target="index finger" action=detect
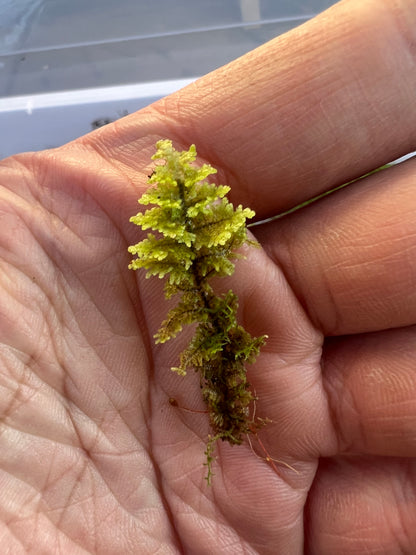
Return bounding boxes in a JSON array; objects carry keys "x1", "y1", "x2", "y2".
[{"x1": 151, "y1": 0, "x2": 416, "y2": 219}]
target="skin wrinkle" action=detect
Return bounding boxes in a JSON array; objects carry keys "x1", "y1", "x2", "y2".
[
  {"x1": 35, "y1": 516, "x2": 89, "y2": 555},
  {"x1": 4, "y1": 475, "x2": 43, "y2": 524},
  {"x1": 147, "y1": 355, "x2": 185, "y2": 549},
  {"x1": 47, "y1": 456, "x2": 91, "y2": 531},
  {"x1": 318, "y1": 266, "x2": 347, "y2": 336},
  {"x1": 398, "y1": 463, "x2": 416, "y2": 537},
  {"x1": 63, "y1": 378, "x2": 115, "y2": 457},
  {"x1": 178, "y1": 495, "x2": 252, "y2": 555},
  {"x1": 167, "y1": 410, "x2": 208, "y2": 448},
  {"x1": 0, "y1": 475, "x2": 65, "y2": 552},
  {"x1": 3, "y1": 521, "x2": 31, "y2": 553},
  {"x1": 0, "y1": 212, "x2": 56, "y2": 301},
  {"x1": 77, "y1": 127, "x2": 161, "y2": 206},
  {"x1": 258, "y1": 352, "x2": 319, "y2": 409},
  {"x1": 114, "y1": 244, "x2": 156, "y2": 443},
  {"x1": 0, "y1": 364, "x2": 76, "y2": 449},
  {"x1": 389, "y1": 0, "x2": 416, "y2": 60},
  {"x1": 379, "y1": 467, "x2": 412, "y2": 554},
  {"x1": 211, "y1": 479, "x2": 239, "y2": 545},
  {"x1": 28, "y1": 179, "x2": 94, "y2": 256},
  {"x1": 331, "y1": 365, "x2": 384, "y2": 456},
  {"x1": 0, "y1": 227, "x2": 76, "y2": 407},
  {"x1": 8, "y1": 181, "x2": 152, "y2": 446},
  {"x1": 55, "y1": 277, "x2": 142, "y2": 407},
  {"x1": 40, "y1": 437, "x2": 159, "y2": 553},
  {"x1": 38, "y1": 390, "x2": 157, "y2": 542},
  {"x1": 263, "y1": 228, "x2": 342, "y2": 335},
  {"x1": 344, "y1": 389, "x2": 369, "y2": 455},
  {"x1": 321, "y1": 354, "x2": 356, "y2": 455},
  {"x1": 164, "y1": 440, "x2": 271, "y2": 552},
  {"x1": 62, "y1": 311, "x2": 131, "y2": 403},
  {"x1": 86, "y1": 382, "x2": 142, "y2": 447},
  {"x1": 220, "y1": 500, "x2": 269, "y2": 554},
  {"x1": 23, "y1": 512, "x2": 43, "y2": 554},
  {"x1": 0, "y1": 371, "x2": 38, "y2": 439},
  {"x1": 211, "y1": 451, "x2": 303, "y2": 549},
  {"x1": 0, "y1": 276, "x2": 59, "y2": 368},
  {"x1": 57, "y1": 314, "x2": 148, "y2": 446},
  {"x1": 349, "y1": 236, "x2": 416, "y2": 264},
  {"x1": 0, "y1": 158, "x2": 39, "y2": 214},
  {"x1": 327, "y1": 248, "x2": 415, "y2": 277},
  {"x1": 28, "y1": 151, "x2": 128, "y2": 259},
  {"x1": 154, "y1": 457, "x2": 196, "y2": 551},
  {"x1": 42, "y1": 452, "x2": 85, "y2": 511}
]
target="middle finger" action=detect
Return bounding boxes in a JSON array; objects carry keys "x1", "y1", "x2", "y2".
[
  {"x1": 322, "y1": 325, "x2": 416, "y2": 457},
  {"x1": 254, "y1": 158, "x2": 416, "y2": 336}
]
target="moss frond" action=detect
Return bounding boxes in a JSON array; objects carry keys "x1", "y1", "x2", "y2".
[{"x1": 128, "y1": 139, "x2": 267, "y2": 482}]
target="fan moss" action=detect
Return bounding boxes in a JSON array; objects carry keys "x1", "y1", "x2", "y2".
[{"x1": 128, "y1": 139, "x2": 267, "y2": 483}]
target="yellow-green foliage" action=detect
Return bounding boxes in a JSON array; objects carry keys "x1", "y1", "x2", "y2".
[{"x1": 128, "y1": 139, "x2": 267, "y2": 483}]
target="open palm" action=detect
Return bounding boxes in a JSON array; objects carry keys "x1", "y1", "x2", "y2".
[{"x1": 1, "y1": 1, "x2": 416, "y2": 553}]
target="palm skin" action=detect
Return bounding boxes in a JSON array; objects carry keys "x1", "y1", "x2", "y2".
[{"x1": 1, "y1": 0, "x2": 416, "y2": 553}]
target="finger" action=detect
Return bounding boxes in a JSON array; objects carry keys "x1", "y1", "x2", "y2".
[
  {"x1": 255, "y1": 159, "x2": 416, "y2": 335},
  {"x1": 322, "y1": 326, "x2": 416, "y2": 457},
  {"x1": 150, "y1": 0, "x2": 416, "y2": 218},
  {"x1": 306, "y1": 457, "x2": 416, "y2": 554},
  {"x1": 77, "y1": 0, "x2": 416, "y2": 221}
]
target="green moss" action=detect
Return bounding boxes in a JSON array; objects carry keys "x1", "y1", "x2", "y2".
[{"x1": 128, "y1": 139, "x2": 267, "y2": 483}]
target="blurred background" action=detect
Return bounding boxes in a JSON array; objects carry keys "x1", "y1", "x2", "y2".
[{"x1": 0, "y1": 0, "x2": 336, "y2": 158}]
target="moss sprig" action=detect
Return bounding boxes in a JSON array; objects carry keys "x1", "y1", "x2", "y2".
[{"x1": 128, "y1": 139, "x2": 267, "y2": 483}]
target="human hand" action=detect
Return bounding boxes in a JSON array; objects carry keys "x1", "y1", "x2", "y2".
[{"x1": 1, "y1": 0, "x2": 416, "y2": 553}]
